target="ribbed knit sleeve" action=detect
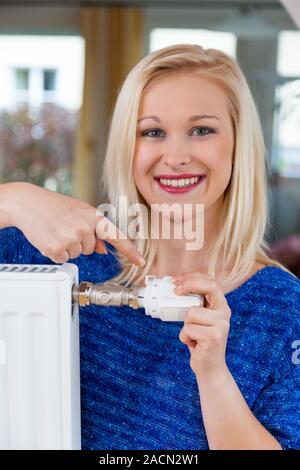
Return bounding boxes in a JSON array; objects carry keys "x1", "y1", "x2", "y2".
[
  {"x1": 250, "y1": 282, "x2": 300, "y2": 450},
  {"x1": 252, "y1": 366, "x2": 300, "y2": 449},
  {"x1": 0, "y1": 226, "x2": 44, "y2": 265},
  {"x1": 0, "y1": 227, "x2": 27, "y2": 264},
  {"x1": 0, "y1": 227, "x2": 13, "y2": 263}
]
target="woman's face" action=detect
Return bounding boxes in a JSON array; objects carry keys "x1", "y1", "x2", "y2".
[{"x1": 133, "y1": 72, "x2": 234, "y2": 219}]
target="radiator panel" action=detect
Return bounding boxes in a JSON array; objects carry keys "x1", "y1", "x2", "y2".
[{"x1": 0, "y1": 263, "x2": 81, "y2": 450}]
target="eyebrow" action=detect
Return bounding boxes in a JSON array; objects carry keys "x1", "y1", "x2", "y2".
[{"x1": 137, "y1": 114, "x2": 220, "y2": 123}]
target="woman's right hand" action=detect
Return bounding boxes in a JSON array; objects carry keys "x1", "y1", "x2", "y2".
[{"x1": 2, "y1": 181, "x2": 145, "y2": 266}]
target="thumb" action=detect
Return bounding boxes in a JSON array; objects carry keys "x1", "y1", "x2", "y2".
[{"x1": 94, "y1": 238, "x2": 108, "y2": 254}]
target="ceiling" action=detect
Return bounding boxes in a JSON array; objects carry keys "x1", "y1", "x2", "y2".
[{"x1": 0, "y1": 0, "x2": 284, "y2": 9}]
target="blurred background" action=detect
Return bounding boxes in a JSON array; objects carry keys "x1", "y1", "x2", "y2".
[{"x1": 0, "y1": 0, "x2": 299, "y2": 276}]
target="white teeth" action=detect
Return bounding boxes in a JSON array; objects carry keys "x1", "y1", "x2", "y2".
[{"x1": 158, "y1": 176, "x2": 200, "y2": 188}]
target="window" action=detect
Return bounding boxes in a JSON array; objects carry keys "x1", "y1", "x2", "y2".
[
  {"x1": 274, "y1": 31, "x2": 300, "y2": 178},
  {"x1": 43, "y1": 69, "x2": 56, "y2": 92},
  {"x1": 149, "y1": 28, "x2": 237, "y2": 57},
  {"x1": 0, "y1": 35, "x2": 84, "y2": 110},
  {"x1": 16, "y1": 68, "x2": 29, "y2": 90},
  {"x1": 0, "y1": 35, "x2": 85, "y2": 195},
  {"x1": 43, "y1": 69, "x2": 57, "y2": 103}
]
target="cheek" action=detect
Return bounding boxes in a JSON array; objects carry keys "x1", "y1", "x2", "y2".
[
  {"x1": 133, "y1": 142, "x2": 156, "y2": 178},
  {"x1": 195, "y1": 139, "x2": 233, "y2": 195},
  {"x1": 133, "y1": 145, "x2": 155, "y2": 199},
  {"x1": 133, "y1": 158, "x2": 147, "y2": 196},
  {"x1": 202, "y1": 138, "x2": 233, "y2": 175}
]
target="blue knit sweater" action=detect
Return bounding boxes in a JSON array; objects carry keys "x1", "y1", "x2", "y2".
[{"x1": 0, "y1": 226, "x2": 300, "y2": 450}]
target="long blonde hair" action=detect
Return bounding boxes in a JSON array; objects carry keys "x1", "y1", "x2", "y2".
[{"x1": 101, "y1": 44, "x2": 292, "y2": 288}]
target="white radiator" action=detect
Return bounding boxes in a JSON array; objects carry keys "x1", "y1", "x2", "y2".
[{"x1": 0, "y1": 263, "x2": 81, "y2": 450}]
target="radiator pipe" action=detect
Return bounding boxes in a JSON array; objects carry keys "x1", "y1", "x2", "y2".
[
  {"x1": 72, "y1": 276, "x2": 204, "y2": 322},
  {"x1": 72, "y1": 281, "x2": 142, "y2": 309}
]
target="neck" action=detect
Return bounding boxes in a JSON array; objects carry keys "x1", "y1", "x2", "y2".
[{"x1": 149, "y1": 199, "x2": 223, "y2": 277}]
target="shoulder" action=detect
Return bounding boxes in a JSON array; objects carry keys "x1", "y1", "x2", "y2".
[
  {"x1": 259, "y1": 266, "x2": 300, "y2": 327},
  {"x1": 253, "y1": 265, "x2": 300, "y2": 304},
  {"x1": 227, "y1": 265, "x2": 300, "y2": 331},
  {"x1": 230, "y1": 264, "x2": 300, "y2": 303}
]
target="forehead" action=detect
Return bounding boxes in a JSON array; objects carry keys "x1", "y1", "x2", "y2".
[{"x1": 139, "y1": 72, "x2": 229, "y2": 118}]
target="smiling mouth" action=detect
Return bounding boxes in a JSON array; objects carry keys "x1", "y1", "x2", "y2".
[{"x1": 154, "y1": 175, "x2": 206, "y2": 193}]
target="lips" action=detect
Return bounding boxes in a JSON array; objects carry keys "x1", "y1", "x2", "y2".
[
  {"x1": 154, "y1": 173, "x2": 204, "y2": 180},
  {"x1": 154, "y1": 175, "x2": 206, "y2": 194}
]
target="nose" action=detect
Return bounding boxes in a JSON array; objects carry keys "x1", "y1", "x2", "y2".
[{"x1": 161, "y1": 141, "x2": 192, "y2": 169}]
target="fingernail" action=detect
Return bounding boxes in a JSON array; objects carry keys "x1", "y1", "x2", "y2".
[{"x1": 138, "y1": 257, "x2": 146, "y2": 267}]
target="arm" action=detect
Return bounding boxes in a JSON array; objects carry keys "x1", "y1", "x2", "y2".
[
  {"x1": 0, "y1": 181, "x2": 145, "y2": 265},
  {"x1": 196, "y1": 366, "x2": 282, "y2": 450},
  {"x1": 0, "y1": 182, "x2": 19, "y2": 228},
  {"x1": 173, "y1": 272, "x2": 286, "y2": 450}
]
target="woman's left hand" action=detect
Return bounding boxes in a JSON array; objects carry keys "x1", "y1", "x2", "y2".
[{"x1": 173, "y1": 272, "x2": 232, "y2": 378}]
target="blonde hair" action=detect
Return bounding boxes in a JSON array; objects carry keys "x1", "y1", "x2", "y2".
[{"x1": 101, "y1": 43, "x2": 293, "y2": 289}]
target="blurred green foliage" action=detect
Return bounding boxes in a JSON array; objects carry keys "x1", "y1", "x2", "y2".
[{"x1": 0, "y1": 104, "x2": 78, "y2": 195}]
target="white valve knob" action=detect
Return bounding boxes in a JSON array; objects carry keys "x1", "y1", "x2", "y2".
[{"x1": 136, "y1": 275, "x2": 204, "y2": 321}]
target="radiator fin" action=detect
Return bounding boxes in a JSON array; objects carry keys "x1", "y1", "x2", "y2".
[
  {"x1": 0, "y1": 265, "x2": 58, "y2": 274},
  {"x1": 0, "y1": 263, "x2": 80, "y2": 450}
]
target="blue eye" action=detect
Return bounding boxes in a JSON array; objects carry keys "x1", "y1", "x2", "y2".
[
  {"x1": 192, "y1": 127, "x2": 215, "y2": 136},
  {"x1": 142, "y1": 129, "x2": 164, "y2": 138},
  {"x1": 141, "y1": 127, "x2": 216, "y2": 138}
]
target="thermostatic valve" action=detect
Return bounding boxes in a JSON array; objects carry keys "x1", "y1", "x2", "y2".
[
  {"x1": 72, "y1": 275, "x2": 204, "y2": 322},
  {"x1": 137, "y1": 275, "x2": 203, "y2": 321},
  {"x1": 72, "y1": 281, "x2": 140, "y2": 309}
]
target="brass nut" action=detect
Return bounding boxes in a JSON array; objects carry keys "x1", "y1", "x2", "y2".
[{"x1": 78, "y1": 282, "x2": 93, "y2": 307}]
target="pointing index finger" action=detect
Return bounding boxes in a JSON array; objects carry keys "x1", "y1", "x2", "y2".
[{"x1": 95, "y1": 210, "x2": 145, "y2": 267}]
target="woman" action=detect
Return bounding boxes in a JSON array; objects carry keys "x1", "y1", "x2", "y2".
[{"x1": 0, "y1": 44, "x2": 299, "y2": 450}]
